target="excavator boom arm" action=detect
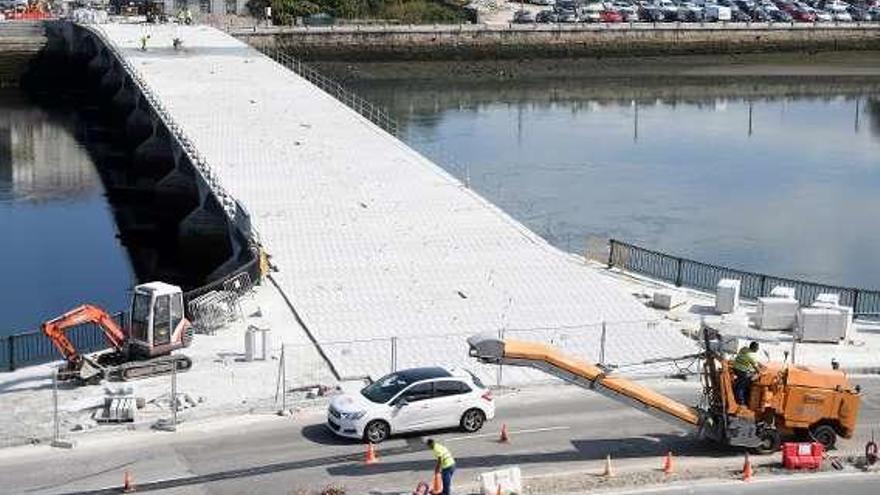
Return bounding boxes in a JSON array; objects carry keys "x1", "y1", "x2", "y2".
[
  {"x1": 467, "y1": 335, "x2": 703, "y2": 430},
  {"x1": 41, "y1": 304, "x2": 127, "y2": 364}
]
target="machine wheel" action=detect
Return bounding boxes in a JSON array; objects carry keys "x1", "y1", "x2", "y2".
[
  {"x1": 460, "y1": 408, "x2": 486, "y2": 433},
  {"x1": 810, "y1": 424, "x2": 837, "y2": 450},
  {"x1": 754, "y1": 429, "x2": 782, "y2": 454},
  {"x1": 363, "y1": 420, "x2": 390, "y2": 444}
]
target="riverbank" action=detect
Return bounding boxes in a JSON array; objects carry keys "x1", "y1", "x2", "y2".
[
  {"x1": 314, "y1": 50, "x2": 880, "y2": 84},
  {"x1": 0, "y1": 21, "x2": 46, "y2": 88},
  {"x1": 236, "y1": 23, "x2": 880, "y2": 61}
]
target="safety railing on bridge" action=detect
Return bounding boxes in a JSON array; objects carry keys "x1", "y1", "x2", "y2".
[
  {"x1": 261, "y1": 48, "x2": 399, "y2": 137},
  {"x1": 0, "y1": 312, "x2": 124, "y2": 371},
  {"x1": 608, "y1": 239, "x2": 880, "y2": 317}
]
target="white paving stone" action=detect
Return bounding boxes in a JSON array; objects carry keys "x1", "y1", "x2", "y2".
[{"x1": 92, "y1": 24, "x2": 698, "y2": 381}]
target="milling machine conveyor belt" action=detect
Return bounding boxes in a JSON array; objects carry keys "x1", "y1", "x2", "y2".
[{"x1": 467, "y1": 335, "x2": 702, "y2": 429}]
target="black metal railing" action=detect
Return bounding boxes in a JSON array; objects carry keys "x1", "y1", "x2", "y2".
[
  {"x1": 608, "y1": 239, "x2": 880, "y2": 316},
  {"x1": 0, "y1": 312, "x2": 124, "y2": 372}
]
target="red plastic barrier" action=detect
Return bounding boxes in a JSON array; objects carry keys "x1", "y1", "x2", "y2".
[
  {"x1": 782, "y1": 442, "x2": 824, "y2": 470},
  {"x1": 5, "y1": 12, "x2": 54, "y2": 20}
]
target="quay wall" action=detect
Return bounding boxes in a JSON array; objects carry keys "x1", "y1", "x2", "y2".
[
  {"x1": 235, "y1": 23, "x2": 880, "y2": 61},
  {"x1": 0, "y1": 22, "x2": 47, "y2": 87}
]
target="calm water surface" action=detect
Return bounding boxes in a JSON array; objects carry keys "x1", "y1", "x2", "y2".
[
  {"x1": 356, "y1": 82, "x2": 880, "y2": 289},
  {"x1": 0, "y1": 90, "x2": 132, "y2": 335}
]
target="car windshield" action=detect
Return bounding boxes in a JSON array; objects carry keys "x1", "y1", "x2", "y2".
[{"x1": 361, "y1": 372, "x2": 413, "y2": 404}]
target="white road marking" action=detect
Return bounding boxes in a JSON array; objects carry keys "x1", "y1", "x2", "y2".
[{"x1": 442, "y1": 425, "x2": 571, "y2": 443}]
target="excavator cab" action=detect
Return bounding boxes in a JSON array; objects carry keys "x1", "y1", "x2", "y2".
[
  {"x1": 42, "y1": 281, "x2": 193, "y2": 384},
  {"x1": 128, "y1": 282, "x2": 190, "y2": 359}
]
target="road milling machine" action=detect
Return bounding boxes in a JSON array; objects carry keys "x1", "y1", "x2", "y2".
[
  {"x1": 42, "y1": 282, "x2": 193, "y2": 385},
  {"x1": 468, "y1": 328, "x2": 861, "y2": 452}
]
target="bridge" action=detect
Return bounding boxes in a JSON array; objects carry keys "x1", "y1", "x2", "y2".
[{"x1": 47, "y1": 21, "x2": 696, "y2": 381}]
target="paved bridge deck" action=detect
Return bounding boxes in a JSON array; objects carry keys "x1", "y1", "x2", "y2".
[{"x1": 93, "y1": 24, "x2": 696, "y2": 380}]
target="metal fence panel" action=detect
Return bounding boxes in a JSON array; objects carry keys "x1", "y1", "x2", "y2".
[
  {"x1": 0, "y1": 313, "x2": 122, "y2": 371},
  {"x1": 610, "y1": 239, "x2": 880, "y2": 316}
]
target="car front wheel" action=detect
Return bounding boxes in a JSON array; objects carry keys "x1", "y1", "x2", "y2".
[
  {"x1": 460, "y1": 408, "x2": 486, "y2": 433},
  {"x1": 364, "y1": 420, "x2": 390, "y2": 444}
]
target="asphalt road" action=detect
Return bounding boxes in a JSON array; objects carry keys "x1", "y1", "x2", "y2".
[
  {"x1": 622, "y1": 472, "x2": 880, "y2": 495},
  {"x1": 1, "y1": 377, "x2": 878, "y2": 495}
]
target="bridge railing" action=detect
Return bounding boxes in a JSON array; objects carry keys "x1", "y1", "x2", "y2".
[
  {"x1": 262, "y1": 48, "x2": 399, "y2": 137},
  {"x1": 608, "y1": 239, "x2": 880, "y2": 317}
]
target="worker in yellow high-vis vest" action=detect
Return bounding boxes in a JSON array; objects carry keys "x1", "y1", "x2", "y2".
[{"x1": 426, "y1": 438, "x2": 455, "y2": 495}]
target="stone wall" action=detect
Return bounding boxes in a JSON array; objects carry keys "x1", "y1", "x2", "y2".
[
  {"x1": 235, "y1": 23, "x2": 880, "y2": 61},
  {"x1": 0, "y1": 22, "x2": 47, "y2": 87}
]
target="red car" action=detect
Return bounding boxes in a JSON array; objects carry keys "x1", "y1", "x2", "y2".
[
  {"x1": 792, "y1": 8, "x2": 816, "y2": 21},
  {"x1": 600, "y1": 9, "x2": 624, "y2": 21}
]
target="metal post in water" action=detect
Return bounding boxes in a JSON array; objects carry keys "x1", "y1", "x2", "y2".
[
  {"x1": 748, "y1": 102, "x2": 753, "y2": 137},
  {"x1": 600, "y1": 321, "x2": 607, "y2": 364}
]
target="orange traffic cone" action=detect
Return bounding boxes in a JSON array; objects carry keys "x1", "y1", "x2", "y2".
[
  {"x1": 603, "y1": 454, "x2": 615, "y2": 477},
  {"x1": 499, "y1": 423, "x2": 510, "y2": 443},
  {"x1": 742, "y1": 452, "x2": 754, "y2": 481},
  {"x1": 430, "y1": 471, "x2": 443, "y2": 495},
  {"x1": 662, "y1": 451, "x2": 674, "y2": 475},
  {"x1": 364, "y1": 443, "x2": 379, "y2": 464},
  {"x1": 122, "y1": 470, "x2": 135, "y2": 493}
]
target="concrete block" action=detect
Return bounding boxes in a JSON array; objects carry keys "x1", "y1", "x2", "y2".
[
  {"x1": 480, "y1": 466, "x2": 522, "y2": 495},
  {"x1": 770, "y1": 286, "x2": 796, "y2": 299},
  {"x1": 715, "y1": 279, "x2": 741, "y2": 314},
  {"x1": 652, "y1": 291, "x2": 677, "y2": 310},
  {"x1": 758, "y1": 297, "x2": 799, "y2": 331},
  {"x1": 797, "y1": 307, "x2": 847, "y2": 343},
  {"x1": 814, "y1": 293, "x2": 840, "y2": 306}
]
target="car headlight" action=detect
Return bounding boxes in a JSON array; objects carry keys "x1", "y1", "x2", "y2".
[{"x1": 341, "y1": 411, "x2": 366, "y2": 420}]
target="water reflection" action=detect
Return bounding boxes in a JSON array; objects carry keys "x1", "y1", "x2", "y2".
[
  {"x1": 0, "y1": 91, "x2": 132, "y2": 335},
  {"x1": 356, "y1": 80, "x2": 880, "y2": 288},
  {"x1": 0, "y1": 100, "x2": 99, "y2": 203}
]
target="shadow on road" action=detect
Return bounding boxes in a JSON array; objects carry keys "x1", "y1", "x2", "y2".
[{"x1": 51, "y1": 433, "x2": 738, "y2": 494}]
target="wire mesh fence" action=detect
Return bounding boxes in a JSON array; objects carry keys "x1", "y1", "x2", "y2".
[
  {"x1": 261, "y1": 48, "x2": 399, "y2": 137},
  {"x1": 275, "y1": 318, "x2": 691, "y2": 406}
]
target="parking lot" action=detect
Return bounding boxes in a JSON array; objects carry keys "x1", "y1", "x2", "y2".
[{"x1": 506, "y1": 0, "x2": 880, "y2": 24}]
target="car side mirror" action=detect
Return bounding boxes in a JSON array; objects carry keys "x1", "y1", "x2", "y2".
[{"x1": 396, "y1": 397, "x2": 409, "y2": 408}]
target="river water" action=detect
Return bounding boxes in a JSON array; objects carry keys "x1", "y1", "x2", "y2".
[
  {"x1": 0, "y1": 90, "x2": 132, "y2": 336},
  {"x1": 351, "y1": 76, "x2": 880, "y2": 290},
  {"x1": 3, "y1": 63, "x2": 880, "y2": 336}
]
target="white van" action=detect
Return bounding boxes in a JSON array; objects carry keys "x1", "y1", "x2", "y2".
[{"x1": 705, "y1": 5, "x2": 732, "y2": 20}]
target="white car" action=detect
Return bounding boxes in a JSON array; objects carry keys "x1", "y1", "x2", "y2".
[{"x1": 327, "y1": 367, "x2": 496, "y2": 443}]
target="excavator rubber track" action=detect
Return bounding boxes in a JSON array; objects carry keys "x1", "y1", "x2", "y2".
[{"x1": 110, "y1": 354, "x2": 193, "y2": 381}]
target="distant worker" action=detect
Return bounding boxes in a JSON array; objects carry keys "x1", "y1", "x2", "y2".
[
  {"x1": 732, "y1": 341, "x2": 763, "y2": 405},
  {"x1": 426, "y1": 438, "x2": 455, "y2": 495}
]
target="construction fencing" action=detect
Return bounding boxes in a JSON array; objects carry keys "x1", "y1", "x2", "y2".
[{"x1": 276, "y1": 318, "x2": 698, "y2": 407}]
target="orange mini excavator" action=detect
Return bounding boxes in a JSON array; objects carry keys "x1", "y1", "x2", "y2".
[
  {"x1": 468, "y1": 326, "x2": 861, "y2": 452},
  {"x1": 42, "y1": 282, "x2": 193, "y2": 385}
]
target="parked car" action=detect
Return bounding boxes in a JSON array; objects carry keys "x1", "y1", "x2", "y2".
[
  {"x1": 536, "y1": 9, "x2": 560, "y2": 21},
  {"x1": 705, "y1": 5, "x2": 733, "y2": 20},
  {"x1": 731, "y1": 8, "x2": 752, "y2": 19},
  {"x1": 814, "y1": 8, "x2": 833, "y2": 20},
  {"x1": 639, "y1": 4, "x2": 667, "y2": 20},
  {"x1": 532, "y1": 0, "x2": 556, "y2": 5},
  {"x1": 792, "y1": 7, "x2": 817, "y2": 20},
  {"x1": 770, "y1": 8, "x2": 793, "y2": 20},
  {"x1": 326, "y1": 367, "x2": 495, "y2": 443},
  {"x1": 751, "y1": 6, "x2": 772, "y2": 19},
  {"x1": 847, "y1": 6, "x2": 870, "y2": 20},
  {"x1": 513, "y1": 9, "x2": 536, "y2": 22},
  {"x1": 613, "y1": 1, "x2": 640, "y2": 20},
  {"x1": 870, "y1": 7, "x2": 880, "y2": 20},
  {"x1": 827, "y1": 7, "x2": 852, "y2": 20},
  {"x1": 600, "y1": 7, "x2": 625, "y2": 21},
  {"x1": 581, "y1": 2, "x2": 604, "y2": 21}
]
